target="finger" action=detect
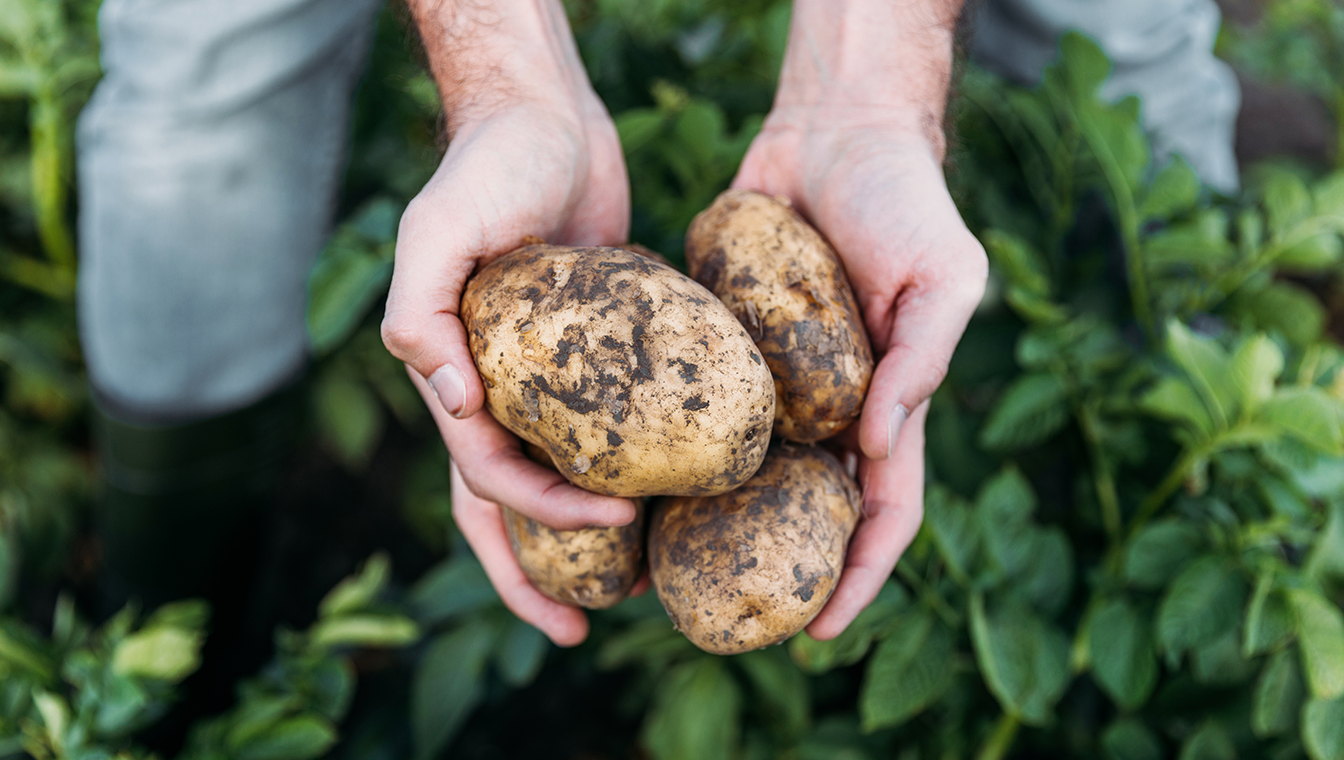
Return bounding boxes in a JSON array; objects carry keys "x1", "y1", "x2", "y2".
[
  {"x1": 857, "y1": 227, "x2": 985, "y2": 461},
  {"x1": 451, "y1": 463, "x2": 589, "y2": 646},
  {"x1": 628, "y1": 572, "x2": 652, "y2": 598},
  {"x1": 807, "y1": 401, "x2": 928, "y2": 640},
  {"x1": 410, "y1": 367, "x2": 635, "y2": 530},
  {"x1": 381, "y1": 183, "x2": 496, "y2": 420}
]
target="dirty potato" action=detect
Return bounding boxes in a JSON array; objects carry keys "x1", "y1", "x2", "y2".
[
  {"x1": 685, "y1": 190, "x2": 874, "y2": 443},
  {"x1": 649, "y1": 444, "x2": 862, "y2": 654},
  {"x1": 501, "y1": 442, "x2": 644, "y2": 609},
  {"x1": 461, "y1": 244, "x2": 775, "y2": 497}
]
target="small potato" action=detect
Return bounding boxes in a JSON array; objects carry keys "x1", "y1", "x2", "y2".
[
  {"x1": 649, "y1": 444, "x2": 861, "y2": 655},
  {"x1": 686, "y1": 190, "x2": 874, "y2": 443},
  {"x1": 502, "y1": 443, "x2": 644, "y2": 609},
  {"x1": 461, "y1": 244, "x2": 775, "y2": 497}
]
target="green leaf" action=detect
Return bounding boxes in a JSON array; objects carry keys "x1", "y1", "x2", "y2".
[
  {"x1": 1235, "y1": 280, "x2": 1326, "y2": 348},
  {"x1": 983, "y1": 230, "x2": 1051, "y2": 296},
  {"x1": 1089, "y1": 598, "x2": 1158, "y2": 710},
  {"x1": 308, "y1": 658, "x2": 355, "y2": 721},
  {"x1": 350, "y1": 197, "x2": 401, "y2": 243},
  {"x1": 969, "y1": 593, "x2": 1071, "y2": 725},
  {"x1": 1307, "y1": 501, "x2": 1344, "y2": 584},
  {"x1": 1191, "y1": 628, "x2": 1255, "y2": 685},
  {"x1": 978, "y1": 373, "x2": 1070, "y2": 451},
  {"x1": 1258, "y1": 387, "x2": 1344, "y2": 455},
  {"x1": 642, "y1": 657, "x2": 741, "y2": 760},
  {"x1": 1229, "y1": 334, "x2": 1285, "y2": 418},
  {"x1": 1141, "y1": 157, "x2": 1201, "y2": 220},
  {"x1": 1303, "y1": 696, "x2": 1344, "y2": 760},
  {"x1": 409, "y1": 555, "x2": 499, "y2": 625},
  {"x1": 309, "y1": 614, "x2": 419, "y2": 650},
  {"x1": 1167, "y1": 321, "x2": 1236, "y2": 429},
  {"x1": 1139, "y1": 376, "x2": 1215, "y2": 437},
  {"x1": 1253, "y1": 648, "x2": 1305, "y2": 738},
  {"x1": 0, "y1": 58, "x2": 39, "y2": 97},
  {"x1": 858, "y1": 609, "x2": 954, "y2": 731},
  {"x1": 673, "y1": 100, "x2": 727, "y2": 167},
  {"x1": 313, "y1": 371, "x2": 384, "y2": 470},
  {"x1": 1016, "y1": 527, "x2": 1075, "y2": 615},
  {"x1": 1245, "y1": 573, "x2": 1296, "y2": 657},
  {"x1": 412, "y1": 621, "x2": 496, "y2": 760},
  {"x1": 1178, "y1": 722, "x2": 1236, "y2": 760},
  {"x1": 736, "y1": 647, "x2": 809, "y2": 737},
  {"x1": 1277, "y1": 232, "x2": 1343, "y2": 271},
  {"x1": 1156, "y1": 556, "x2": 1247, "y2": 662},
  {"x1": 1290, "y1": 589, "x2": 1344, "y2": 700},
  {"x1": 1264, "y1": 170, "x2": 1313, "y2": 234},
  {"x1": 1102, "y1": 718, "x2": 1163, "y2": 760},
  {"x1": 923, "y1": 485, "x2": 980, "y2": 585},
  {"x1": 975, "y1": 466, "x2": 1039, "y2": 580},
  {"x1": 306, "y1": 231, "x2": 393, "y2": 356},
  {"x1": 319, "y1": 553, "x2": 391, "y2": 618},
  {"x1": 112, "y1": 627, "x2": 204, "y2": 683},
  {"x1": 1124, "y1": 519, "x2": 1203, "y2": 590},
  {"x1": 790, "y1": 583, "x2": 906, "y2": 674},
  {"x1": 1058, "y1": 32, "x2": 1112, "y2": 99},
  {"x1": 1144, "y1": 209, "x2": 1235, "y2": 270},
  {"x1": 616, "y1": 108, "x2": 665, "y2": 153},
  {"x1": 495, "y1": 618, "x2": 548, "y2": 688},
  {"x1": 93, "y1": 674, "x2": 149, "y2": 735},
  {"x1": 235, "y1": 714, "x2": 338, "y2": 760}
]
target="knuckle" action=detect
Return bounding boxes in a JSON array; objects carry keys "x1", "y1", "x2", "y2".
[{"x1": 379, "y1": 312, "x2": 425, "y2": 361}]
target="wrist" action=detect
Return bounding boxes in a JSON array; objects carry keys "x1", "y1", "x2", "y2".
[
  {"x1": 408, "y1": 0, "x2": 605, "y2": 136},
  {"x1": 772, "y1": 0, "x2": 962, "y2": 157}
]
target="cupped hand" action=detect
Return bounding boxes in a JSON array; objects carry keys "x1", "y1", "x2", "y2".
[
  {"x1": 383, "y1": 99, "x2": 636, "y2": 646},
  {"x1": 733, "y1": 114, "x2": 987, "y2": 640}
]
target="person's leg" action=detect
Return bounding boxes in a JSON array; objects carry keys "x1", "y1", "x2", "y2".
[
  {"x1": 78, "y1": 0, "x2": 383, "y2": 607},
  {"x1": 970, "y1": 0, "x2": 1241, "y2": 194}
]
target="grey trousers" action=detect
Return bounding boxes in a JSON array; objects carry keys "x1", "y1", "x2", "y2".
[
  {"x1": 77, "y1": 0, "x2": 382, "y2": 422},
  {"x1": 76, "y1": 0, "x2": 1239, "y2": 422}
]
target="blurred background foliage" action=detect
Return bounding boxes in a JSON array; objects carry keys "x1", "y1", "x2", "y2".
[{"x1": 2, "y1": 1, "x2": 1344, "y2": 759}]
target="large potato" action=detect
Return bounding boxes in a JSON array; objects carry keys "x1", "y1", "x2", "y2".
[
  {"x1": 461, "y1": 244, "x2": 775, "y2": 497},
  {"x1": 502, "y1": 443, "x2": 644, "y2": 609},
  {"x1": 685, "y1": 190, "x2": 874, "y2": 443},
  {"x1": 649, "y1": 444, "x2": 861, "y2": 654}
]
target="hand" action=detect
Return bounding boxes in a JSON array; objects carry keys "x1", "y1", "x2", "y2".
[
  {"x1": 733, "y1": 0, "x2": 986, "y2": 640},
  {"x1": 384, "y1": 0, "x2": 636, "y2": 646}
]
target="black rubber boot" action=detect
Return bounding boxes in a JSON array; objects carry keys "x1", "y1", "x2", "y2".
[
  {"x1": 92, "y1": 381, "x2": 303, "y2": 751},
  {"x1": 93, "y1": 382, "x2": 301, "y2": 614}
]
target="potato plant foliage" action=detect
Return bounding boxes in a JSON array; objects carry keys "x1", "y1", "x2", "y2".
[{"x1": 1, "y1": 1, "x2": 1343, "y2": 760}]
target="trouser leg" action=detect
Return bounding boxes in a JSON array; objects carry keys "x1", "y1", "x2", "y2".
[
  {"x1": 77, "y1": 0, "x2": 383, "y2": 609},
  {"x1": 970, "y1": 0, "x2": 1241, "y2": 193}
]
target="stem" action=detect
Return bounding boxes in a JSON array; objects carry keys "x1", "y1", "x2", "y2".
[
  {"x1": 976, "y1": 712, "x2": 1021, "y2": 760},
  {"x1": 1076, "y1": 109, "x2": 1152, "y2": 337},
  {"x1": 1078, "y1": 405, "x2": 1122, "y2": 542},
  {"x1": 896, "y1": 562, "x2": 962, "y2": 628},
  {"x1": 31, "y1": 82, "x2": 76, "y2": 274},
  {"x1": 1128, "y1": 443, "x2": 1211, "y2": 539}
]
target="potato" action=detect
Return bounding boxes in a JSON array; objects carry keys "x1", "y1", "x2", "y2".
[
  {"x1": 685, "y1": 190, "x2": 874, "y2": 443},
  {"x1": 461, "y1": 244, "x2": 775, "y2": 497},
  {"x1": 649, "y1": 444, "x2": 861, "y2": 654},
  {"x1": 502, "y1": 442, "x2": 644, "y2": 609}
]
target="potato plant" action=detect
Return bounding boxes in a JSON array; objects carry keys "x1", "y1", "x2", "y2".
[{"x1": 1, "y1": 2, "x2": 1343, "y2": 760}]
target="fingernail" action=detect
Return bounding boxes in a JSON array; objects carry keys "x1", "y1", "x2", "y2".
[
  {"x1": 428, "y1": 364, "x2": 467, "y2": 418},
  {"x1": 887, "y1": 403, "x2": 909, "y2": 459},
  {"x1": 842, "y1": 451, "x2": 859, "y2": 479}
]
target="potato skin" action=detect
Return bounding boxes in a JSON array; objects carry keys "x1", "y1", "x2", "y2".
[
  {"x1": 461, "y1": 244, "x2": 775, "y2": 497},
  {"x1": 503, "y1": 504, "x2": 644, "y2": 609},
  {"x1": 685, "y1": 190, "x2": 874, "y2": 443},
  {"x1": 649, "y1": 445, "x2": 862, "y2": 654},
  {"x1": 502, "y1": 441, "x2": 644, "y2": 609}
]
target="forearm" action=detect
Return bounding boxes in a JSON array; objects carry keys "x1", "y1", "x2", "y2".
[
  {"x1": 776, "y1": 0, "x2": 964, "y2": 155},
  {"x1": 406, "y1": 0, "x2": 602, "y2": 135}
]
